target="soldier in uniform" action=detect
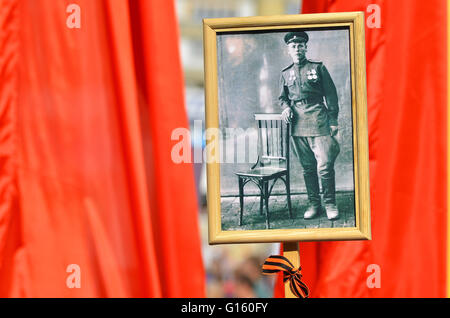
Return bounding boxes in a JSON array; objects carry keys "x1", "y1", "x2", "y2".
[{"x1": 279, "y1": 31, "x2": 340, "y2": 220}]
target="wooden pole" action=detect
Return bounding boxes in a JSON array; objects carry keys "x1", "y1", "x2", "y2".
[{"x1": 283, "y1": 241, "x2": 300, "y2": 298}]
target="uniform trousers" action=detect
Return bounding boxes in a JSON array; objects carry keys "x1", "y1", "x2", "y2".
[{"x1": 291, "y1": 135, "x2": 340, "y2": 207}]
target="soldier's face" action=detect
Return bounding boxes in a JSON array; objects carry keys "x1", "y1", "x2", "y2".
[{"x1": 287, "y1": 42, "x2": 307, "y2": 63}]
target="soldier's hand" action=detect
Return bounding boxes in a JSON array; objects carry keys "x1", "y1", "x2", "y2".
[
  {"x1": 330, "y1": 126, "x2": 338, "y2": 137},
  {"x1": 281, "y1": 108, "x2": 293, "y2": 124}
]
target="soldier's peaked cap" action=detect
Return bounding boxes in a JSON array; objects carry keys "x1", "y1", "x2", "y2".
[{"x1": 284, "y1": 31, "x2": 309, "y2": 44}]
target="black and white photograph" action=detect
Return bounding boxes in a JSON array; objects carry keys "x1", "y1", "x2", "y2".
[
  {"x1": 204, "y1": 13, "x2": 370, "y2": 243},
  {"x1": 217, "y1": 27, "x2": 354, "y2": 231}
]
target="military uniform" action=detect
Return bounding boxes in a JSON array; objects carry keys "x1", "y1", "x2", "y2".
[
  {"x1": 279, "y1": 31, "x2": 340, "y2": 219},
  {"x1": 279, "y1": 60, "x2": 339, "y2": 136}
]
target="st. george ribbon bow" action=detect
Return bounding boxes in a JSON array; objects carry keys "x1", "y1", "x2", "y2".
[{"x1": 262, "y1": 255, "x2": 310, "y2": 298}]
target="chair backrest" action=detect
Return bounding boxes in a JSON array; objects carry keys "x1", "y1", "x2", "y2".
[{"x1": 254, "y1": 113, "x2": 290, "y2": 168}]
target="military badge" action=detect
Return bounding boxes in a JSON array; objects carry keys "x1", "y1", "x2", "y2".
[
  {"x1": 288, "y1": 69, "x2": 296, "y2": 81},
  {"x1": 306, "y1": 69, "x2": 318, "y2": 81}
]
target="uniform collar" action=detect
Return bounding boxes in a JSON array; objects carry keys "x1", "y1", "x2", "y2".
[{"x1": 294, "y1": 57, "x2": 307, "y2": 67}]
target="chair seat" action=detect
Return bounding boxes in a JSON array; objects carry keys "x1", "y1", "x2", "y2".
[{"x1": 236, "y1": 166, "x2": 287, "y2": 178}]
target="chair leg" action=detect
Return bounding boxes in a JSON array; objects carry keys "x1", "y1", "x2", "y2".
[
  {"x1": 259, "y1": 189, "x2": 263, "y2": 215},
  {"x1": 264, "y1": 181, "x2": 270, "y2": 229},
  {"x1": 238, "y1": 177, "x2": 244, "y2": 226},
  {"x1": 286, "y1": 175, "x2": 293, "y2": 219}
]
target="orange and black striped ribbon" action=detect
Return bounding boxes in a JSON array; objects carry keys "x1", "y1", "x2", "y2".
[{"x1": 262, "y1": 255, "x2": 310, "y2": 298}]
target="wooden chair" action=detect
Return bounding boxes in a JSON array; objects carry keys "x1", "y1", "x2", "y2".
[{"x1": 235, "y1": 113, "x2": 292, "y2": 229}]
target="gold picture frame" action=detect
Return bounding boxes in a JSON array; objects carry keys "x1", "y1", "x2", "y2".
[{"x1": 204, "y1": 12, "x2": 371, "y2": 244}]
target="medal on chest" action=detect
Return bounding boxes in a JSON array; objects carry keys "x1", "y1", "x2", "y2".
[
  {"x1": 306, "y1": 69, "x2": 318, "y2": 81},
  {"x1": 288, "y1": 69, "x2": 296, "y2": 82}
]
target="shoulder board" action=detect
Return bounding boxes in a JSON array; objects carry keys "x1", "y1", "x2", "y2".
[
  {"x1": 307, "y1": 59, "x2": 323, "y2": 64},
  {"x1": 281, "y1": 63, "x2": 294, "y2": 72}
]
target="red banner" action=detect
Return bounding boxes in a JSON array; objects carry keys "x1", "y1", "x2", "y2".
[
  {"x1": 276, "y1": 0, "x2": 447, "y2": 297},
  {"x1": 0, "y1": 0, "x2": 204, "y2": 297}
]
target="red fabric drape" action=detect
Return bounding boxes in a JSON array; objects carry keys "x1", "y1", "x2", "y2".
[
  {"x1": 0, "y1": 0, "x2": 204, "y2": 297},
  {"x1": 276, "y1": 0, "x2": 447, "y2": 297}
]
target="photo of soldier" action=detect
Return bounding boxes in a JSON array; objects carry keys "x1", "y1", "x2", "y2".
[{"x1": 279, "y1": 31, "x2": 340, "y2": 220}]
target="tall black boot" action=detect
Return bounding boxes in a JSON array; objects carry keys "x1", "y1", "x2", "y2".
[
  {"x1": 321, "y1": 174, "x2": 336, "y2": 205},
  {"x1": 321, "y1": 173, "x2": 339, "y2": 220},
  {"x1": 303, "y1": 172, "x2": 321, "y2": 207}
]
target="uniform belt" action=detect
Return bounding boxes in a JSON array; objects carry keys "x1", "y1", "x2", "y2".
[{"x1": 295, "y1": 97, "x2": 323, "y2": 105}]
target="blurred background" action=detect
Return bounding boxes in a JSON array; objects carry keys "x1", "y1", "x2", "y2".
[{"x1": 0, "y1": 0, "x2": 446, "y2": 298}]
